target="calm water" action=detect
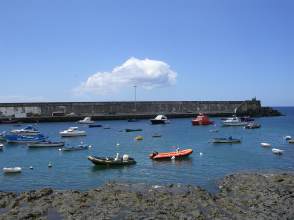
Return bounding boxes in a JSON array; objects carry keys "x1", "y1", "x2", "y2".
[{"x1": 1, "y1": 107, "x2": 294, "y2": 192}]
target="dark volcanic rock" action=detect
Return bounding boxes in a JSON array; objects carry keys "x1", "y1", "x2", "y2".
[{"x1": 0, "y1": 173, "x2": 294, "y2": 219}]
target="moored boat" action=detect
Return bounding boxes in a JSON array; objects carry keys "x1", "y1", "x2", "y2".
[
  {"x1": 149, "y1": 148, "x2": 193, "y2": 160},
  {"x1": 261, "y1": 142, "x2": 271, "y2": 147},
  {"x1": 288, "y1": 139, "x2": 294, "y2": 144},
  {"x1": 28, "y1": 141, "x2": 65, "y2": 148},
  {"x1": 0, "y1": 143, "x2": 3, "y2": 150},
  {"x1": 284, "y1": 136, "x2": 292, "y2": 141},
  {"x1": 150, "y1": 115, "x2": 168, "y2": 124},
  {"x1": 152, "y1": 134, "x2": 162, "y2": 138},
  {"x1": 125, "y1": 128, "x2": 142, "y2": 132},
  {"x1": 88, "y1": 124, "x2": 102, "y2": 128},
  {"x1": 60, "y1": 127, "x2": 86, "y2": 137},
  {"x1": 3, "y1": 167, "x2": 22, "y2": 174},
  {"x1": 222, "y1": 117, "x2": 248, "y2": 126},
  {"x1": 59, "y1": 144, "x2": 91, "y2": 152},
  {"x1": 192, "y1": 113, "x2": 213, "y2": 125},
  {"x1": 10, "y1": 125, "x2": 40, "y2": 136},
  {"x1": 272, "y1": 148, "x2": 284, "y2": 155},
  {"x1": 135, "y1": 135, "x2": 144, "y2": 141},
  {"x1": 78, "y1": 117, "x2": 95, "y2": 124},
  {"x1": 5, "y1": 134, "x2": 46, "y2": 143},
  {"x1": 245, "y1": 122, "x2": 261, "y2": 129},
  {"x1": 88, "y1": 154, "x2": 136, "y2": 166},
  {"x1": 240, "y1": 116, "x2": 255, "y2": 122},
  {"x1": 212, "y1": 137, "x2": 241, "y2": 144}
]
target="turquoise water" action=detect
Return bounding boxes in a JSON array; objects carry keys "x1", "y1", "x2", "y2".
[{"x1": 1, "y1": 107, "x2": 294, "y2": 192}]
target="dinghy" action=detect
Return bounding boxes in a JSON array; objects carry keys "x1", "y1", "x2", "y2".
[
  {"x1": 88, "y1": 154, "x2": 136, "y2": 166},
  {"x1": 149, "y1": 149, "x2": 193, "y2": 160},
  {"x1": 3, "y1": 167, "x2": 22, "y2": 174},
  {"x1": 212, "y1": 137, "x2": 241, "y2": 144},
  {"x1": 261, "y1": 143, "x2": 271, "y2": 147},
  {"x1": 272, "y1": 148, "x2": 284, "y2": 155}
]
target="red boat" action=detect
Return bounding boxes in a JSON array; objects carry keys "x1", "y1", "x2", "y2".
[
  {"x1": 149, "y1": 148, "x2": 193, "y2": 160},
  {"x1": 192, "y1": 113, "x2": 213, "y2": 125}
]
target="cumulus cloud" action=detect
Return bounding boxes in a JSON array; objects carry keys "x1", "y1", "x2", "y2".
[{"x1": 76, "y1": 57, "x2": 177, "y2": 95}]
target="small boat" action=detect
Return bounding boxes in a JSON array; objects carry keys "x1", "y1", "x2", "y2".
[
  {"x1": 59, "y1": 144, "x2": 91, "y2": 152},
  {"x1": 150, "y1": 115, "x2": 168, "y2": 124},
  {"x1": 10, "y1": 125, "x2": 40, "y2": 136},
  {"x1": 5, "y1": 134, "x2": 46, "y2": 143},
  {"x1": 88, "y1": 124, "x2": 102, "y2": 128},
  {"x1": 260, "y1": 142, "x2": 271, "y2": 147},
  {"x1": 78, "y1": 117, "x2": 95, "y2": 124},
  {"x1": 152, "y1": 134, "x2": 162, "y2": 138},
  {"x1": 0, "y1": 119, "x2": 18, "y2": 124},
  {"x1": 60, "y1": 127, "x2": 86, "y2": 137},
  {"x1": 125, "y1": 128, "x2": 142, "y2": 132},
  {"x1": 135, "y1": 136, "x2": 144, "y2": 141},
  {"x1": 272, "y1": 148, "x2": 284, "y2": 155},
  {"x1": 192, "y1": 113, "x2": 213, "y2": 126},
  {"x1": 0, "y1": 143, "x2": 3, "y2": 150},
  {"x1": 222, "y1": 117, "x2": 248, "y2": 126},
  {"x1": 150, "y1": 148, "x2": 193, "y2": 160},
  {"x1": 288, "y1": 139, "x2": 294, "y2": 144},
  {"x1": 245, "y1": 122, "x2": 261, "y2": 129},
  {"x1": 284, "y1": 136, "x2": 292, "y2": 141},
  {"x1": 28, "y1": 141, "x2": 65, "y2": 148},
  {"x1": 212, "y1": 137, "x2": 241, "y2": 144},
  {"x1": 3, "y1": 167, "x2": 22, "y2": 174},
  {"x1": 127, "y1": 119, "x2": 139, "y2": 122},
  {"x1": 88, "y1": 154, "x2": 136, "y2": 166}
]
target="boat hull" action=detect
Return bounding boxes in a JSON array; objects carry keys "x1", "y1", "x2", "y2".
[
  {"x1": 88, "y1": 156, "x2": 136, "y2": 166},
  {"x1": 28, "y1": 142, "x2": 65, "y2": 148},
  {"x1": 150, "y1": 120, "x2": 166, "y2": 124}
]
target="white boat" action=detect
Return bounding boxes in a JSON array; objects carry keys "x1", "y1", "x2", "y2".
[
  {"x1": 78, "y1": 117, "x2": 95, "y2": 124},
  {"x1": 10, "y1": 125, "x2": 40, "y2": 136},
  {"x1": 60, "y1": 127, "x2": 87, "y2": 137},
  {"x1": 0, "y1": 143, "x2": 3, "y2": 150},
  {"x1": 3, "y1": 167, "x2": 22, "y2": 173},
  {"x1": 260, "y1": 142, "x2": 271, "y2": 147},
  {"x1": 222, "y1": 117, "x2": 248, "y2": 126},
  {"x1": 272, "y1": 148, "x2": 284, "y2": 155},
  {"x1": 150, "y1": 115, "x2": 168, "y2": 124}
]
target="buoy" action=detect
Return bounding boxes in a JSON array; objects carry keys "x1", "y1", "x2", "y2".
[
  {"x1": 29, "y1": 166, "x2": 33, "y2": 170},
  {"x1": 200, "y1": 152, "x2": 203, "y2": 156},
  {"x1": 88, "y1": 145, "x2": 92, "y2": 149},
  {"x1": 48, "y1": 162, "x2": 52, "y2": 168},
  {"x1": 58, "y1": 148, "x2": 62, "y2": 151},
  {"x1": 171, "y1": 156, "x2": 175, "y2": 160},
  {"x1": 116, "y1": 143, "x2": 120, "y2": 146}
]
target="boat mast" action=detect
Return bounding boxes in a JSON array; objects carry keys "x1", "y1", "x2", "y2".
[{"x1": 134, "y1": 85, "x2": 137, "y2": 113}]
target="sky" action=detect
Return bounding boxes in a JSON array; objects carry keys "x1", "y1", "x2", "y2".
[{"x1": 0, "y1": 0, "x2": 293, "y2": 106}]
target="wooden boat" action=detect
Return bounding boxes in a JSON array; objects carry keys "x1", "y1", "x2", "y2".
[
  {"x1": 245, "y1": 123, "x2": 261, "y2": 129},
  {"x1": 272, "y1": 148, "x2": 284, "y2": 155},
  {"x1": 150, "y1": 115, "x2": 168, "y2": 124},
  {"x1": 192, "y1": 113, "x2": 213, "y2": 125},
  {"x1": 125, "y1": 128, "x2": 142, "y2": 132},
  {"x1": 28, "y1": 141, "x2": 65, "y2": 148},
  {"x1": 3, "y1": 167, "x2": 22, "y2": 174},
  {"x1": 261, "y1": 142, "x2": 271, "y2": 147},
  {"x1": 88, "y1": 124, "x2": 102, "y2": 128},
  {"x1": 88, "y1": 155, "x2": 136, "y2": 166},
  {"x1": 149, "y1": 149, "x2": 193, "y2": 160},
  {"x1": 59, "y1": 144, "x2": 91, "y2": 152},
  {"x1": 212, "y1": 137, "x2": 241, "y2": 144},
  {"x1": 135, "y1": 136, "x2": 143, "y2": 141}
]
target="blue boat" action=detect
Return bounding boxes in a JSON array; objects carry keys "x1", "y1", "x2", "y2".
[{"x1": 5, "y1": 134, "x2": 46, "y2": 143}]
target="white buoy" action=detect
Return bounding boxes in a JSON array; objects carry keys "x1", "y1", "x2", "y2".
[
  {"x1": 116, "y1": 143, "x2": 120, "y2": 146},
  {"x1": 48, "y1": 162, "x2": 52, "y2": 168},
  {"x1": 171, "y1": 156, "x2": 175, "y2": 160},
  {"x1": 58, "y1": 148, "x2": 62, "y2": 151},
  {"x1": 88, "y1": 145, "x2": 92, "y2": 149},
  {"x1": 200, "y1": 152, "x2": 203, "y2": 156},
  {"x1": 29, "y1": 166, "x2": 33, "y2": 170}
]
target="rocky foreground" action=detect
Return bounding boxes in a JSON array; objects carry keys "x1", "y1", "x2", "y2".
[{"x1": 1, "y1": 173, "x2": 294, "y2": 220}]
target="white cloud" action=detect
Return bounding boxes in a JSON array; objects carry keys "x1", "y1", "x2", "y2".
[{"x1": 76, "y1": 57, "x2": 177, "y2": 95}]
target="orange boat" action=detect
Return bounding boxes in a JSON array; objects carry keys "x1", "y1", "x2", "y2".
[
  {"x1": 192, "y1": 113, "x2": 213, "y2": 125},
  {"x1": 149, "y1": 148, "x2": 193, "y2": 160}
]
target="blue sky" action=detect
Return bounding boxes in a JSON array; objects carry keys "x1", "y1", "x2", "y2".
[{"x1": 0, "y1": 0, "x2": 293, "y2": 106}]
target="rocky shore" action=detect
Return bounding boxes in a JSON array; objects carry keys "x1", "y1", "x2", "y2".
[{"x1": 1, "y1": 173, "x2": 293, "y2": 220}]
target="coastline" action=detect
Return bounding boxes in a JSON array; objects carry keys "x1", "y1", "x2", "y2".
[{"x1": 1, "y1": 172, "x2": 293, "y2": 219}]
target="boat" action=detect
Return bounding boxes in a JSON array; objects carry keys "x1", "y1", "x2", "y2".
[
  {"x1": 10, "y1": 125, "x2": 40, "y2": 136},
  {"x1": 135, "y1": 136, "x2": 144, "y2": 141},
  {"x1": 260, "y1": 142, "x2": 271, "y2": 147},
  {"x1": 284, "y1": 136, "x2": 292, "y2": 141},
  {"x1": 0, "y1": 132, "x2": 6, "y2": 142},
  {"x1": 0, "y1": 143, "x2": 3, "y2": 150},
  {"x1": 192, "y1": 113, "x2": 213, "y2": 125},
  {"x1": 244, "y1": 122, "x2": 261, "y2": 129},
  {"x1": 152, "y1": 134, "x2": 162, "y2": 138},
  {"x1": 60, "y1": 127, "x2": 86, "y2": 137},
  {"x1": 0, "y1": 119, "x2": 18, "y2": 124},
  {"x1": 149, "y1": 148, "x2": 193, "y2": 160},
  {"x1": 272, "y1": 148, "x2": 284, "y2": 155},
  {"x1": 127, "y1": 119, "x2": 139, "y2": 122},
  {"x1": 88, "y1": 124, "x2": 102, "y2": 128},
  {"x1": 125, "y1": 128, "x2": 142, "y2": 132},
  {"x1": 3, "y1": 167, "x2": 22, "y2": 174},
  {"x1": 27, "y1": 141, "x2": 65, "y2": 148},
  {"x1": 59, "y1": 144, "x2": 91, "y2": 152},
  {"x1": 5, "y1": 134, "x2": 46, "y2": 143},
  {"x1": 78, "y1": 117, "x2": 95, "y2": 124},
  {"x1": 222, "y1": 117, "x2": 248, "y2": 126},
  {"x1": 211, "y1": 137, "x2": 241, "y2": 144},
  {"x1": 288, "y1": 140, "x2": 294, "y2": 144},
  {"x1": 88, "y1": 154, "x2": 136, "y2": 166},
  {"x1": 209, "y1": 129, "x2": 219, "y2": 133},
  {"x1": 150, "y1": 115, "x2": 168, "y2": 124}
]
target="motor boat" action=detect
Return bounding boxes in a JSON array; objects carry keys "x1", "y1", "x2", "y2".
[
  {"x1": 59, "y1": 144, "x2": 91, "y2": 152},
  {"x1": 245, "y1": 122, "x2": 261, "y2": 129},
  {"x1": 88, "y1": 154, "x2": 136, "y2": 166},
  {"x1": 192, "y1": 113, "x2": 213, "y2": 125},
  {"x1": 28, "y1": 141, "x2": 65, "y2": 148},
  {"x1": 60, "y1": 127, "x2": 86, "y2": 137},
  {"x1": 3, "y1": 167, "x2": 22, "y2": 174},
  {"x1": 149, "y1": 148, "x2": 193, "y2": 160},
  {"x1": 211, "y1": 137, "x2": 241, "y2": 144},
  {"x1": 10, "y1": 125, "x2": 40, "y2": 136},
  {"x1": 222, "y1": 117, "x2": 248, "y2": 126},
  {"x1": 272, "y1": 148, "x2": 284, "y2": 155},
  {"x1": 150, "y1": 115, "x2": 168, "y2": 124},
  {"x1": 78, "y1": 117, "x2": 95, "y2": 124},
  {"x1": 260, "y1": 143, "x2": 271, "y2": 147},
  {"x1": 5, "y1": 134, "x2": 46, "y2": 143}
]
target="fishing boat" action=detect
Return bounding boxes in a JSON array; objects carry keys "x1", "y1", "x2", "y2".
[
  {"x1": 222, "y1": 117, "x2": 248, "y2": 126},
  {"x1": 78, "y1": 117, "x2": 95, "y2": 124},
  {"x1": 135, "y1": 136, "x2": 144, "y2": 141},
  {"x1": 272, "y1": 148, "x2": 284, "y2": 155},
  {"x1": 149, "y1": 148, "x2": 193, "y2": 160},
  {"x1": 150, "y1": 115, "x2": 168, "y2": 124},
  {"x1": 59, "y1": 144, "x2": 91, "y2": 152},
  {"x1": 192, "y1": 113, "x2": 213, "y2": 125},
  {"x1": 244, "y1": 122, "x2": 261, "y2": 129},
  {"x1": 27, "y1": 141, "x2": 65, "y2": 148},
  {"x1": 88, "y1": 154, "x2": 136, "y2": 166},
  {"x1": 3, "y1": 167, "x2": 22, "y2": 174},
  {"x1": 211, "y1": 137, "x2": 241, "y2": 144},
  {"x1": 288, "y1": 139, "x2": 294, "y2": 144},
  {"x1": 5, "y1": 134, "x2": 46, "y2": 143},
  {"x1": 88, "y1": 124, "x2": 102, "y2": 128},
  {"x1": 10, "y1": 125, "x2": 40, "y2": 136},
  {"x1": 60, "y1": 127, "x2": 86, "y2": 137},
  {"x1": 125, "y1": 128, "x2": 142, "y2": 132},
  {"x1": 261, "y1": 142, "x2": 271, "y2": 147}
]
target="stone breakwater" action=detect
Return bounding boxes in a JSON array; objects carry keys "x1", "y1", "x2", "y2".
[{"x1": 1, "y1": 173, "x2": 293, "y2": 220}]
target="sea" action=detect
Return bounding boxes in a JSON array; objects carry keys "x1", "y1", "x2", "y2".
[{"x1": 0, "y1": 107, "x2": 293, "y2": 192}]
